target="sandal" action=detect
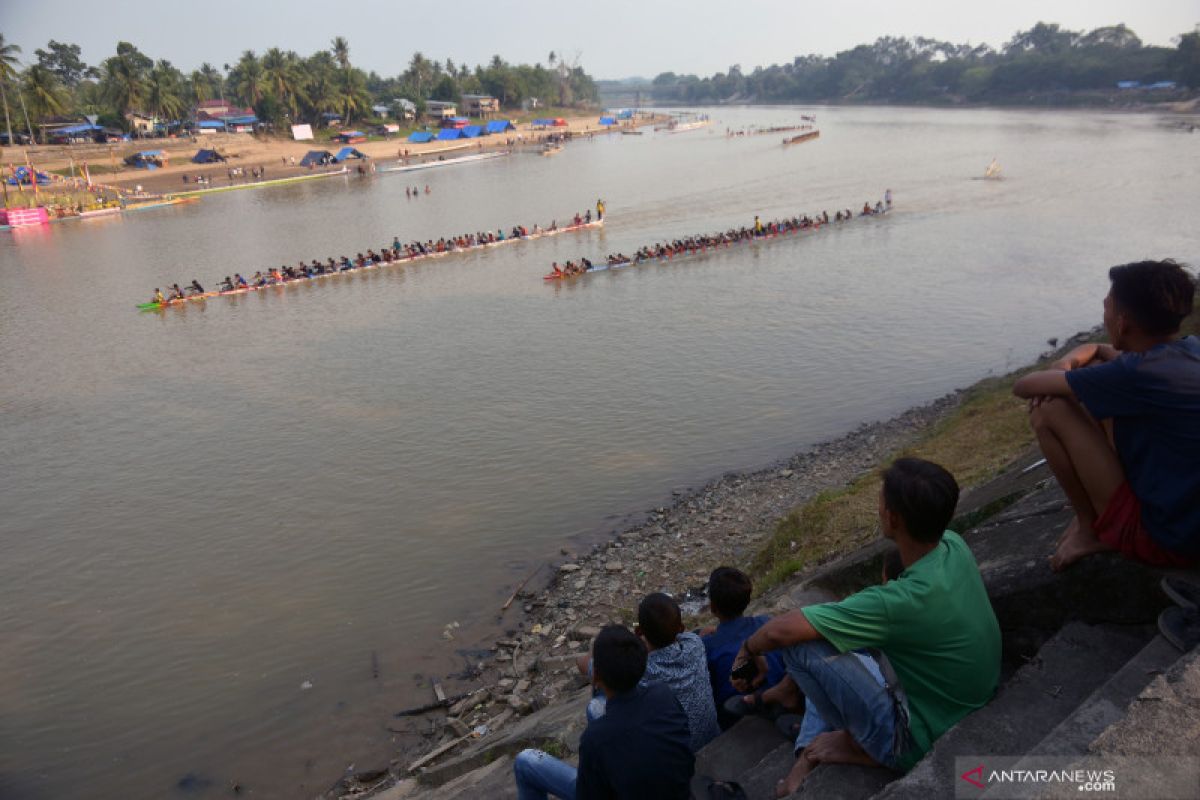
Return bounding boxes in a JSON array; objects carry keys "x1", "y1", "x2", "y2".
[
  {"x1": 690, "y1": 776, "x2": 748, "y2": 800},
  {"x1": 723, "y1": 693, "x2": 788, "y2": 722}
]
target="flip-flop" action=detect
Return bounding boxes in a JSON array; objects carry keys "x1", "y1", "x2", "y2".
[
  {"x1": 1162, "y1": 576, "x2": 1200, "y2": 611},
  {"x1": 723, "y1": 693, "x2": 786, "y2": 722},
  {"x1": 690, "y1": 775, "x2": 748, "y2": 800},
  {"x1": 1158, "y1": 606, "x2": 1200, "y2": 653}
]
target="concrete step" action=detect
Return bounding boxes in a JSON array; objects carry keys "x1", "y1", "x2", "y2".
[
  {"x1": 1023, "y1": 634, "x2": 1180, "y2": 758},
  {"x1": 694, "y1": 716, "x2": 789, "y2": 783},
  {"x1": 873, "y1": 621, "x2": 1150, "y2": 799}
]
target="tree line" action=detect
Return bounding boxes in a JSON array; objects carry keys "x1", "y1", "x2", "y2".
[
  {"x1": 649, "y1": 23, "x2": 1200, "y2": 104},
  {"x1": 0, "y1": 34, "x2": 600, "y2": 143}
]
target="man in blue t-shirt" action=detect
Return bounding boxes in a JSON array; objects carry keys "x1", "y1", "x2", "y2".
[{"x1": 1013, "y1": 259, "x2": 1199, "y2": 570}]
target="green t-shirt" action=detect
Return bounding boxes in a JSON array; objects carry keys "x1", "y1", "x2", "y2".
[{"x1": 802, "y1": 531, "x2": 1000, "y2": 770}]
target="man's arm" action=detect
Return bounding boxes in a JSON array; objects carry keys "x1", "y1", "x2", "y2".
[
  {"x1": 1052, "y1": 343, "x2": 1119, "y2": 371},
  {"x1": 730, "y1": 610, "x2": 824, "y2": 691},
  {"x1": 1014, "y1": 342, "x2": 1122, "y2": 399},
  {"x1": 1012, "y1": 370, "x2": 1072, "y2": 399}
]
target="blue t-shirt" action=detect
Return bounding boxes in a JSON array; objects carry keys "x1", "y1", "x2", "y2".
[
  {"x1": 577, "y1": 682, "x2": 694, "y2": 800},
  {"x1": 1064, "y1": 336, "x2": 1200, "y2": 555},
  {"x1": 701, "y1": 615, "x2": 787, "y2": 706}
]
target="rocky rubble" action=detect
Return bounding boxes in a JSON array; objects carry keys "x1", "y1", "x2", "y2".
[{"x1": 333, "y1": 388, "x2": 971, "y2": 799}]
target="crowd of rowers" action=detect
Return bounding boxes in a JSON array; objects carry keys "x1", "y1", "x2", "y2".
[
  {"x1": 149, "y1": 209, "x2": 602, "y2": 303},
  {"x1": 546, "y1": 196, "x2": 891, "y2": 278}
]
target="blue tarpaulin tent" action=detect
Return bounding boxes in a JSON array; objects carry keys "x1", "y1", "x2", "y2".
[
  {"x1": 196, "y1": 120, "x2": 224, "y2": 129},
  {"x1": 6, "y1": 166, "x2": 51, "y2": 185},
  {"x1": 333, "y1": 146, "x2": 366, "y2": 162},
  {"x1": 124, "y1": 150, "x2": 165, "y2": 169},
  {"x1": 598, "y1": 116, "x2": 616, "y2": 126},
  {"x1": 485, "y1": 120, "x2": 515, "y2": 134},
  {"x1": 461, "y1": 125, "x2": 482, "y2": 138},
  {"x1": 408, "y1": 131, "x2": 435, "y2": 143},
  {"x1": 299, "y1": 150, "x2": 334, "y2": 167},
  {"x1": 532, "y1": 119, "x2": 554, "y2": 127},
  {"x1": 617, "y1": 109, "x2": 634, "y2": 119},
  {"x1": 192, "y1": 149, "x2": 226, "y2": 163},
  {"x1": 436, "y1": 128, "x2": 462, "y2": 140},
  {"x1": 54, "y1": 123, "x2": 102, "y2": 136}
]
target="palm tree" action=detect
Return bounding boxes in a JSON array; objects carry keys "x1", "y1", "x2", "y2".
[
  {"x1": 22, "y1": 65, "x2": 67, "y2": 141},
  {"x1": 331, "y1": 37, "x2": 351, "y2": 72},
  {"x1": 146, "y1": 60, "x2": 185, "y2": 124},
  {"x1": 190, "y1": 62, "x2": 223, "y2": 103},
  {"x1": 100, "y1": 47, "x2": 149, "y2": 120},
  {"x1": 336, "y1": 68, "x2": 370, "y2": 125},
  {"x1": 261, "y1": 48, "x2": 306, "y2": 118},
  {"x1": 406, "y1": 52, "x2": 433, "y2": 98},
  {"x1": 0, "y1": 34, "x2": 22, "y2": 145},
  {"x1": 228, "y1": 50, "x2": 263, "y2": 107},
  {"x1": 300, "y1": 51, "x2": 338, "y2": 125}
]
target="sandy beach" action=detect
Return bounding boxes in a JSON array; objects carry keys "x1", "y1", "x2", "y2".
[{"x1": 8, "y1": 113, "x2": 653, "y2": 198}]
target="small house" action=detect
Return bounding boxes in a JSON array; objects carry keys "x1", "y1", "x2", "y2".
[
  {"x1": 424, "y1": 101, "x2": 457, "y2": 121},
  {"x1": 461, "y1": 94, "x2": 500, "y2": 116}
]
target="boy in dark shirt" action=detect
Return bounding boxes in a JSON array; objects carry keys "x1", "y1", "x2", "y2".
[
  {"x1": 513, "y1": 625, "x2": 694, "y2": 800},
  {"x1": 1013, "y1": 259, "x2": 1199, "y2": 570},
  {"x1": 700, "y1": 567, "x2": 786, "y2": 729}
]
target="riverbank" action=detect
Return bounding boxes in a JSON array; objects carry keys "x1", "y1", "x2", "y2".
[
  {"x1": 2, "y1": 112, "x2": 660, "y2": 199},
  {"x1": 328, "y1": 330, "x2": 1098, "y2": 798}
]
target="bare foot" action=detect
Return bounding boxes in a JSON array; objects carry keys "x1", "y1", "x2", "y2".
[
  {"x1": 759, "y1": 674, "x2": 803, "y2": 712},
  {"x1": 804, "y1": 730, "x2": 879, "y2": 767},
  {"x1": 1057, "y1": 516, "x2": 1080, "y2": 547},
  {"x1": 1050, "y1": 520, "x2": 1113, "y2": 572},
  {"x1": 775, "y1": 750, "x2": 817, "y2": 798}
]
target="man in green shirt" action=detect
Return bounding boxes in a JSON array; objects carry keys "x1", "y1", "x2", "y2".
[{"x1": 732, "y1": 458, "x2": 1000, "y2": 796}]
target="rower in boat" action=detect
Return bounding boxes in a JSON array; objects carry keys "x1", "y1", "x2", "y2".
[
  {"x1": 252, "y1": 271, "x2": 266, "y2": 287},
  {"x1": 754, "y1": 216, "x2": 764, "y2": 236},
  {"x1": 219, "y1": 276, "x2": 235, "y2": 292},
  {"x1": 169, "y1": 283, "x2": 186, "y2": 301},
  {"x1": 574, "y1": 213, "x2": 583, "y2": 226},
  {"x1": 585, "y1": 209, "x2": 592, "y2": 224},
  {"x1": 187, "y1": 280, "x2": 205, "y2": 296},
  {"x1": 550, "y1": 262, "x2": 565, "y2": 278},
  {"x1": 862, "y1": 202, "x2": 873, "y2": 216},
  {"x1": 151, "y1": 288, "x2": 165, "y2": 305},
  {"x1": 235, "y1": 273, "x2": 248, "y2": 288},
  {"x1": 885, "y1": 188, "x2": 893, "y2": 208},
  {"x1": 596, "y1": 199, "x2": 605, "y2": 220}
]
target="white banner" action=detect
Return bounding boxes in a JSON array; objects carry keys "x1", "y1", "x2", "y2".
[{"x1": 291, "y1": 124, "x2": 314, "y2": 141}]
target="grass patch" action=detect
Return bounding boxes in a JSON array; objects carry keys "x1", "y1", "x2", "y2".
[{"x1": 750, "y1": 375, "x2": 1038, "y2": 593}]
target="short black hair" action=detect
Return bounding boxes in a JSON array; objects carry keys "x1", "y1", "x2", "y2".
[
  {"x1": 881, "y1": 458, "x2": 960, "y2": 543},
  {"x1": 592, "y1": 625, "x2": 647, "y2": 693},
  {"x1": 708, "y1": 567, "x2": 753, "y2": 617},
  {"x1": 637, "y1": 593, "x2": 682, "y2": 649},
  {"x1": 1108, "y1": 260, "x2": 1195, "y2": 336},
  {"x1": 882, "y1": 548, "x2": 904, "y2": 582}
]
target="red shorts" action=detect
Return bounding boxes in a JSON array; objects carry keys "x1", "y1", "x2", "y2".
[{"x1": 1095, "y1": 482, "x2": 1196, "y2": 568}]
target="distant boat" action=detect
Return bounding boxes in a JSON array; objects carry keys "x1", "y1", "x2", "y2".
[
  {"x1": 984, "y1": 158, "x2": 1002, "y2": 179},
  {"x1": 783, "y1": 130, "x2": 820, "y2": 146}
]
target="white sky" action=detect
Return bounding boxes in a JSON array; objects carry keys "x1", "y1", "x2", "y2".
[{"x1": 4, "y1": 0, "x2": 1197, "y2": 80}]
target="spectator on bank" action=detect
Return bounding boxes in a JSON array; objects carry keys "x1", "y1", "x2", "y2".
[
  {"x1": 701, "y1": 567, "x2": 787, "y2": 729},
  {"x1": 637, "y1": 593, "x2": 721, "y2": 751},
  {"x1": 514, "y1": 625, "x2": 694, "y2": 800},
  {"x1": 730, "y1": 458, "x2": 1000, "y2": 796},
  {"x1": 580, "y1": 594, "x2": 720, "y2": 752},
  {"x1": 1012, "y1": 259, "x2": 1199, "y2": 570}
]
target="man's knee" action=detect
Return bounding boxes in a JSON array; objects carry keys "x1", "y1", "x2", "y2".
[
  {"x1": 514, "y1": 748, "x2": 543, "y2": 779},
  {"x1": 1029, "y1": 397, "x2": 1073, "y2": 435}
]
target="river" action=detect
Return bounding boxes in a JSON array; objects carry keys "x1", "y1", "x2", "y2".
[{"x1": 1, "y1": 106, "x2": 1197, "y2": 799}]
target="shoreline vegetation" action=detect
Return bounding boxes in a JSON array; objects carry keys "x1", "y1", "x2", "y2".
[
  {"x1": 629, "y1": 22, "x2": 1199, "y2": 108},
  {"x1": 353, "y1": 288, "x2": 1199, "y2": 797}
]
